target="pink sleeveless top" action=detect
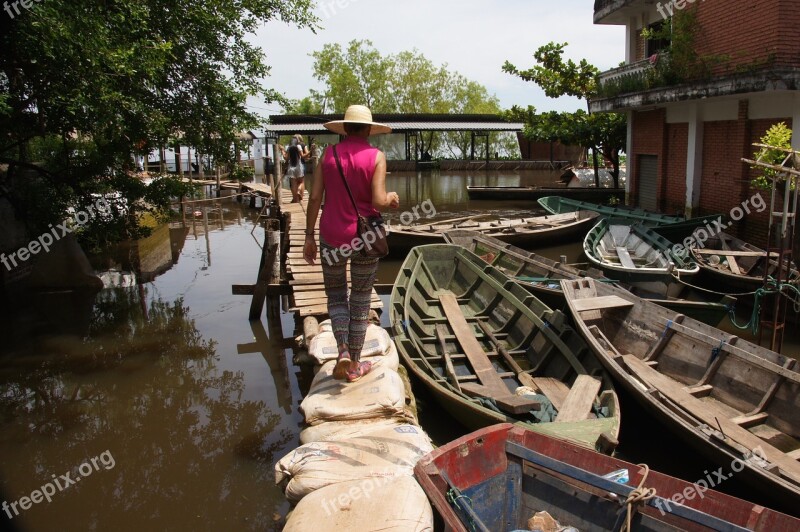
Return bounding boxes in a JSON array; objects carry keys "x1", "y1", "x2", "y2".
[{"x1": 320, "y1": 136, "x2": 381, "y2": 247}]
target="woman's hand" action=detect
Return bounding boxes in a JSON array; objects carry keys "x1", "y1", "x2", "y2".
[
  {"x1": 388, "y1": 192, "x2": 400, "y2": 209},
  {"x1": 303, "y1": 237, "x2": 317, "y2": 265}
]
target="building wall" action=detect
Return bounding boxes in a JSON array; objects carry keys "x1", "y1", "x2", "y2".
[
  {"x1": 630, "y1": 101, "x2": 796, "y2": 247},
  {"x1": 692, "y1": 0, "x2": 800, "y2": 73},
  {"x1": 663, "y1": 123, "x2": 688, "y2": 215},
  {"x1": 630, "y1": 109, "x2": 666, "y2": 209}
]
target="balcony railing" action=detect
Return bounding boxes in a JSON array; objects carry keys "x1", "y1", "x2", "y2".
[{"x1": 598, "y1": 58, "x2": 654, "y2": 85}]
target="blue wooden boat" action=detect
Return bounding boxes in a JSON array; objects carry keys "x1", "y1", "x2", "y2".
[{"x1": 415, "y1": 423, "x2": 800, "y2": 531}]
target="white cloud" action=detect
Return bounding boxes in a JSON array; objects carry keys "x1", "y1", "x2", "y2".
[{"x1": 249, "y1": 0, "x2": 625, "y2": 114}]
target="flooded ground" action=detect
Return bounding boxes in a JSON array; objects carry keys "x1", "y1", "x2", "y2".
[{"x1": 0, "y1": 170, "x2": 797, "y2": 529}]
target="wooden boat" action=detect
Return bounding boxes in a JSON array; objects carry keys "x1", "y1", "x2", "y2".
[
  {"x1": 386, "y1": 210, "x2": 599, "y2": 254},
  {"x1": 466, "y1": 185, "x2": 622, "y2": 202},
  {"x1": 538, "y1": 195, "x2": 718, "y2": 242},
  {"x1": 415, "y1": 423, "x2": 800, "y2": 532},
  {"x1": 584, "y1": 218, "x2": 700, "y2": 298},
  {"x1": 562, "y1": 277, "x2": 800, "y2": 510},
  {"x1": 690, "y1": 231, "x2": 800, "y2": 292},
  {"x1": 444, "y1": 229, "x2": 735, "y2": 325},
  {"x1": 390, "y1": 244, "x2": 620, "y2": 453}
]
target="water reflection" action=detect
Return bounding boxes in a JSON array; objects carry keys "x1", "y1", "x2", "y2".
[{"x1": 0, "y1": 286, "x2": 292, "y2": 531}]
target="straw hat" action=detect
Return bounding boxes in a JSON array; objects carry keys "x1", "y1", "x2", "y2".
[{"x1": 323, "y1": 105, "x2": 392, "y2": 136}]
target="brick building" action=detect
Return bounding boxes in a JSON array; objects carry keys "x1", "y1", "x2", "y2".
[{"x1": 590, "y1": 0, "x2": 800, "y2": 244}]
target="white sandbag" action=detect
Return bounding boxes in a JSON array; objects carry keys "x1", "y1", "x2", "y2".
[
  {"x1": 309, "y1": 320, "x2": 392, "y2": 363},
  {"x1": 283, "y1": 475, "x2": 433, "y2": 532},
  {"x1": 275, "y1": 424, "x2": 434, "y2": 502},
  {"x1": 299, "y1": 417, "x2": 411, "y2": 445},
  {"x1": 301, "y1": 363, "x2": 410, "y2": 425}
]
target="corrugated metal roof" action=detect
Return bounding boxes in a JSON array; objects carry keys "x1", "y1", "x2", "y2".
[{"x1": 263, "y1": 122, "x2": 524, "y2": 135}]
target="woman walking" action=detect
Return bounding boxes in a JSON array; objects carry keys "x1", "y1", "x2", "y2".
[{"x1": 303, "y1": 105, "x2": 399, "y2": 382}]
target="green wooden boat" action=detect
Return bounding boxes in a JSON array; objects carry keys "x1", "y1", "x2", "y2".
[
  {"x1": 443, "y1": 229, "x2": 735, "y2": 325},
  {"x1": 390, "y1": 244, "x2": 620, "y2": 453},
  {"x1": 538, "y1": 195, "x2": 719, "y2": 242},
  {"x1": 584, "y1": 218, "x2": 700, "y2": 298}
]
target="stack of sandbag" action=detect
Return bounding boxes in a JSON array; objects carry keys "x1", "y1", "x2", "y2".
[{"x1": 277, "y1": 320, "x2": 434, "y2": 531}]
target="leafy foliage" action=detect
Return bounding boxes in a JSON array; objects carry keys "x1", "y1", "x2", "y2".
[
  {"x1": 0, "y1": 0, "x2": 316, "y2": 243},
  {"x1": 504, "y1": 43, "x2": 626, "y2": 187},
  {"x1": 304, "y1": 40, "x2": 514, "y2": 159},
  {"x1": 750, "y1": 122, "x2": 795, "y2": 191}
]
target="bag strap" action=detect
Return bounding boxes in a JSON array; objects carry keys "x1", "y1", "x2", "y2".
[{"x1": 332, "y1": 145, "x2": 362, "y2": 219}]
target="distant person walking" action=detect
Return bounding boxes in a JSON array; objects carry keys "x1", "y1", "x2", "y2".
[
  {"x1": 281, "y1": 134, "x2": 309, "y2": 203},
  {"x1": 303, "y1": 105, "x2": 399, "y2": 382}
]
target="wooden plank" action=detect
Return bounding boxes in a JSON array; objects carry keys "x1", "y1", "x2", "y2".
[
  {"x1": 718, "y1": 234, "x2": 742, "y2": 275},
  {"x1": 731, "y1": 412, "x2": 769, "y2": 428},
  {"x1": 623, "y1": 354, "x2": 800, "y2": 485},
  {"x1": 615, "y1": 246, "x2": 636, "y2": 269},
  {"x1": 460, "y1": 383, "x2": 540, "y2": 414},
  {"x1": 531, "y1": 377, "x2": 570, "y2": 411},
  {"x1": 438, "y1": 293, "x2": 538, "y2": 414},
  {"x1": 438, "y1": 294, "x2": 504, "y2": 392},
  {"x1": 555, "y1": 375, "x2": 601, "y2": 422},
  {"x1": 571, "y1": 295, "x2": 634, "y2": 313},
  {"x1": 436, "y1": 324, "x2": 461, "y2": 393},
  {"x1": 788, "y1": 449, "x2": 800, "y2": 460},
  {"x1": 693, "y1": 249, "x2": 778, "y2": 258}
]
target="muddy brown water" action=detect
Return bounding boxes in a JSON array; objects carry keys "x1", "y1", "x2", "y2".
[{"x1": 0, "y1": 170, "x2": 797, "y2": 529}]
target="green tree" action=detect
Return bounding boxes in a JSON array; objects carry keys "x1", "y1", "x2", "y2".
[
  {"x1": 504, "y1": 43, "x2": 626, "y2": 188},
  {"x1": 0, "y1": 0, "x2": 317, "y2": 240},
  {"x1": 307, "y1": 40, "x2": 514, "y2": 160}
]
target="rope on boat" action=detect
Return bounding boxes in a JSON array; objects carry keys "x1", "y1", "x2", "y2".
[
  {"x1": 620, "y1": 464, "x2": 657, "y2": 532},
  {"x1": 725, "y1": 278, "x2": 800, "y2": 335}
]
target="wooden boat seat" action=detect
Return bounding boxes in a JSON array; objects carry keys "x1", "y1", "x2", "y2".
[
  {"x1": 623, "y1": 355, "x2": 800, "y2": 485},
  {"x1": 555, "y1": 375, "x2": 601, "y2": 422},
  {"x1": 571, "y1": 295, "x2": 634, "y2": 313},
  {"x1": 530, "y1": 377, "x2": 570, "y2": 410},
  {"x1": 615, "y1": 246, "x2": 637, "y2": 269},
  {"x1": 438, "y1": 293, "x2": 540, "y2": 415}
]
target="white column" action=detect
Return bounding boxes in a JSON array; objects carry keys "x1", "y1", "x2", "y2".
[
  {"x1": 625, "y1": 110, "x2": 633, "y2": 200},
  {"x1": 625, "y1": 18, "x2": 634, "y2": 63},
  {"x1": 685, "y1": 104, "x2": 704, "y2": 218},
  {"x1": 792, "y1": 93, "x2": 800, "y2": 152}
]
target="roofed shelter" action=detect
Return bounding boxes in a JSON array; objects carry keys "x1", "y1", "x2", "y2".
[{"x1": 264, "y1": 113, "x2": 525, "y2": 164}]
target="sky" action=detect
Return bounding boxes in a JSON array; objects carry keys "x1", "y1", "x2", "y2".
[{"x1": 247, "y1": 0, "x2": 625, "y2": 118}]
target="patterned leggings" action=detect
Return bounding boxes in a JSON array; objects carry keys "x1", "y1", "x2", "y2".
[{"x1": 320, "y1": 240, "x2": 380, "y2": 362}]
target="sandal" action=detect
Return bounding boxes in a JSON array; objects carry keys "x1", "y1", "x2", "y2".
[
  {"x1": 346, "y1": 361, "x2": 372, "y2": 383},
  {"x1": 333, "y1": 350, "x2": 351, "y2": 380}
]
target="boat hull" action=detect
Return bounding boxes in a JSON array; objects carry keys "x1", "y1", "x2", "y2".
[
  {"x1": 466, "y1": 185, "x2": 623, "y2": 202},
  {"x1": 415, "y1": 424, "x2": 800, "y2": 531},
  {"x1": 386, "y1": 211, "x2": 598, "y2": 255},
  {"x1": 562, "y1": 278, "x2": 800, "y2": 513},
  {"x1": 390, "y1": 244, "x2": 621, "y2": 452}
]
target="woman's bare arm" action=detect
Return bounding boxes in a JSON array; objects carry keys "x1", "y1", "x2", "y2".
[
  {"x1": 371, "y1": 152, "x2": 399, "y2": 210},
  {"x1": 303, "y1": 150, "x2": 326, "y2": 264}
]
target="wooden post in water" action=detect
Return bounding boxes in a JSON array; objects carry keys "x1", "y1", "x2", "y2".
[
  {"x1": 250, "y1": 218, "x2": 281, "y2": 320},
  {"x1": 215, "y1": 166, "x2": 221, "y2": 198}
]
